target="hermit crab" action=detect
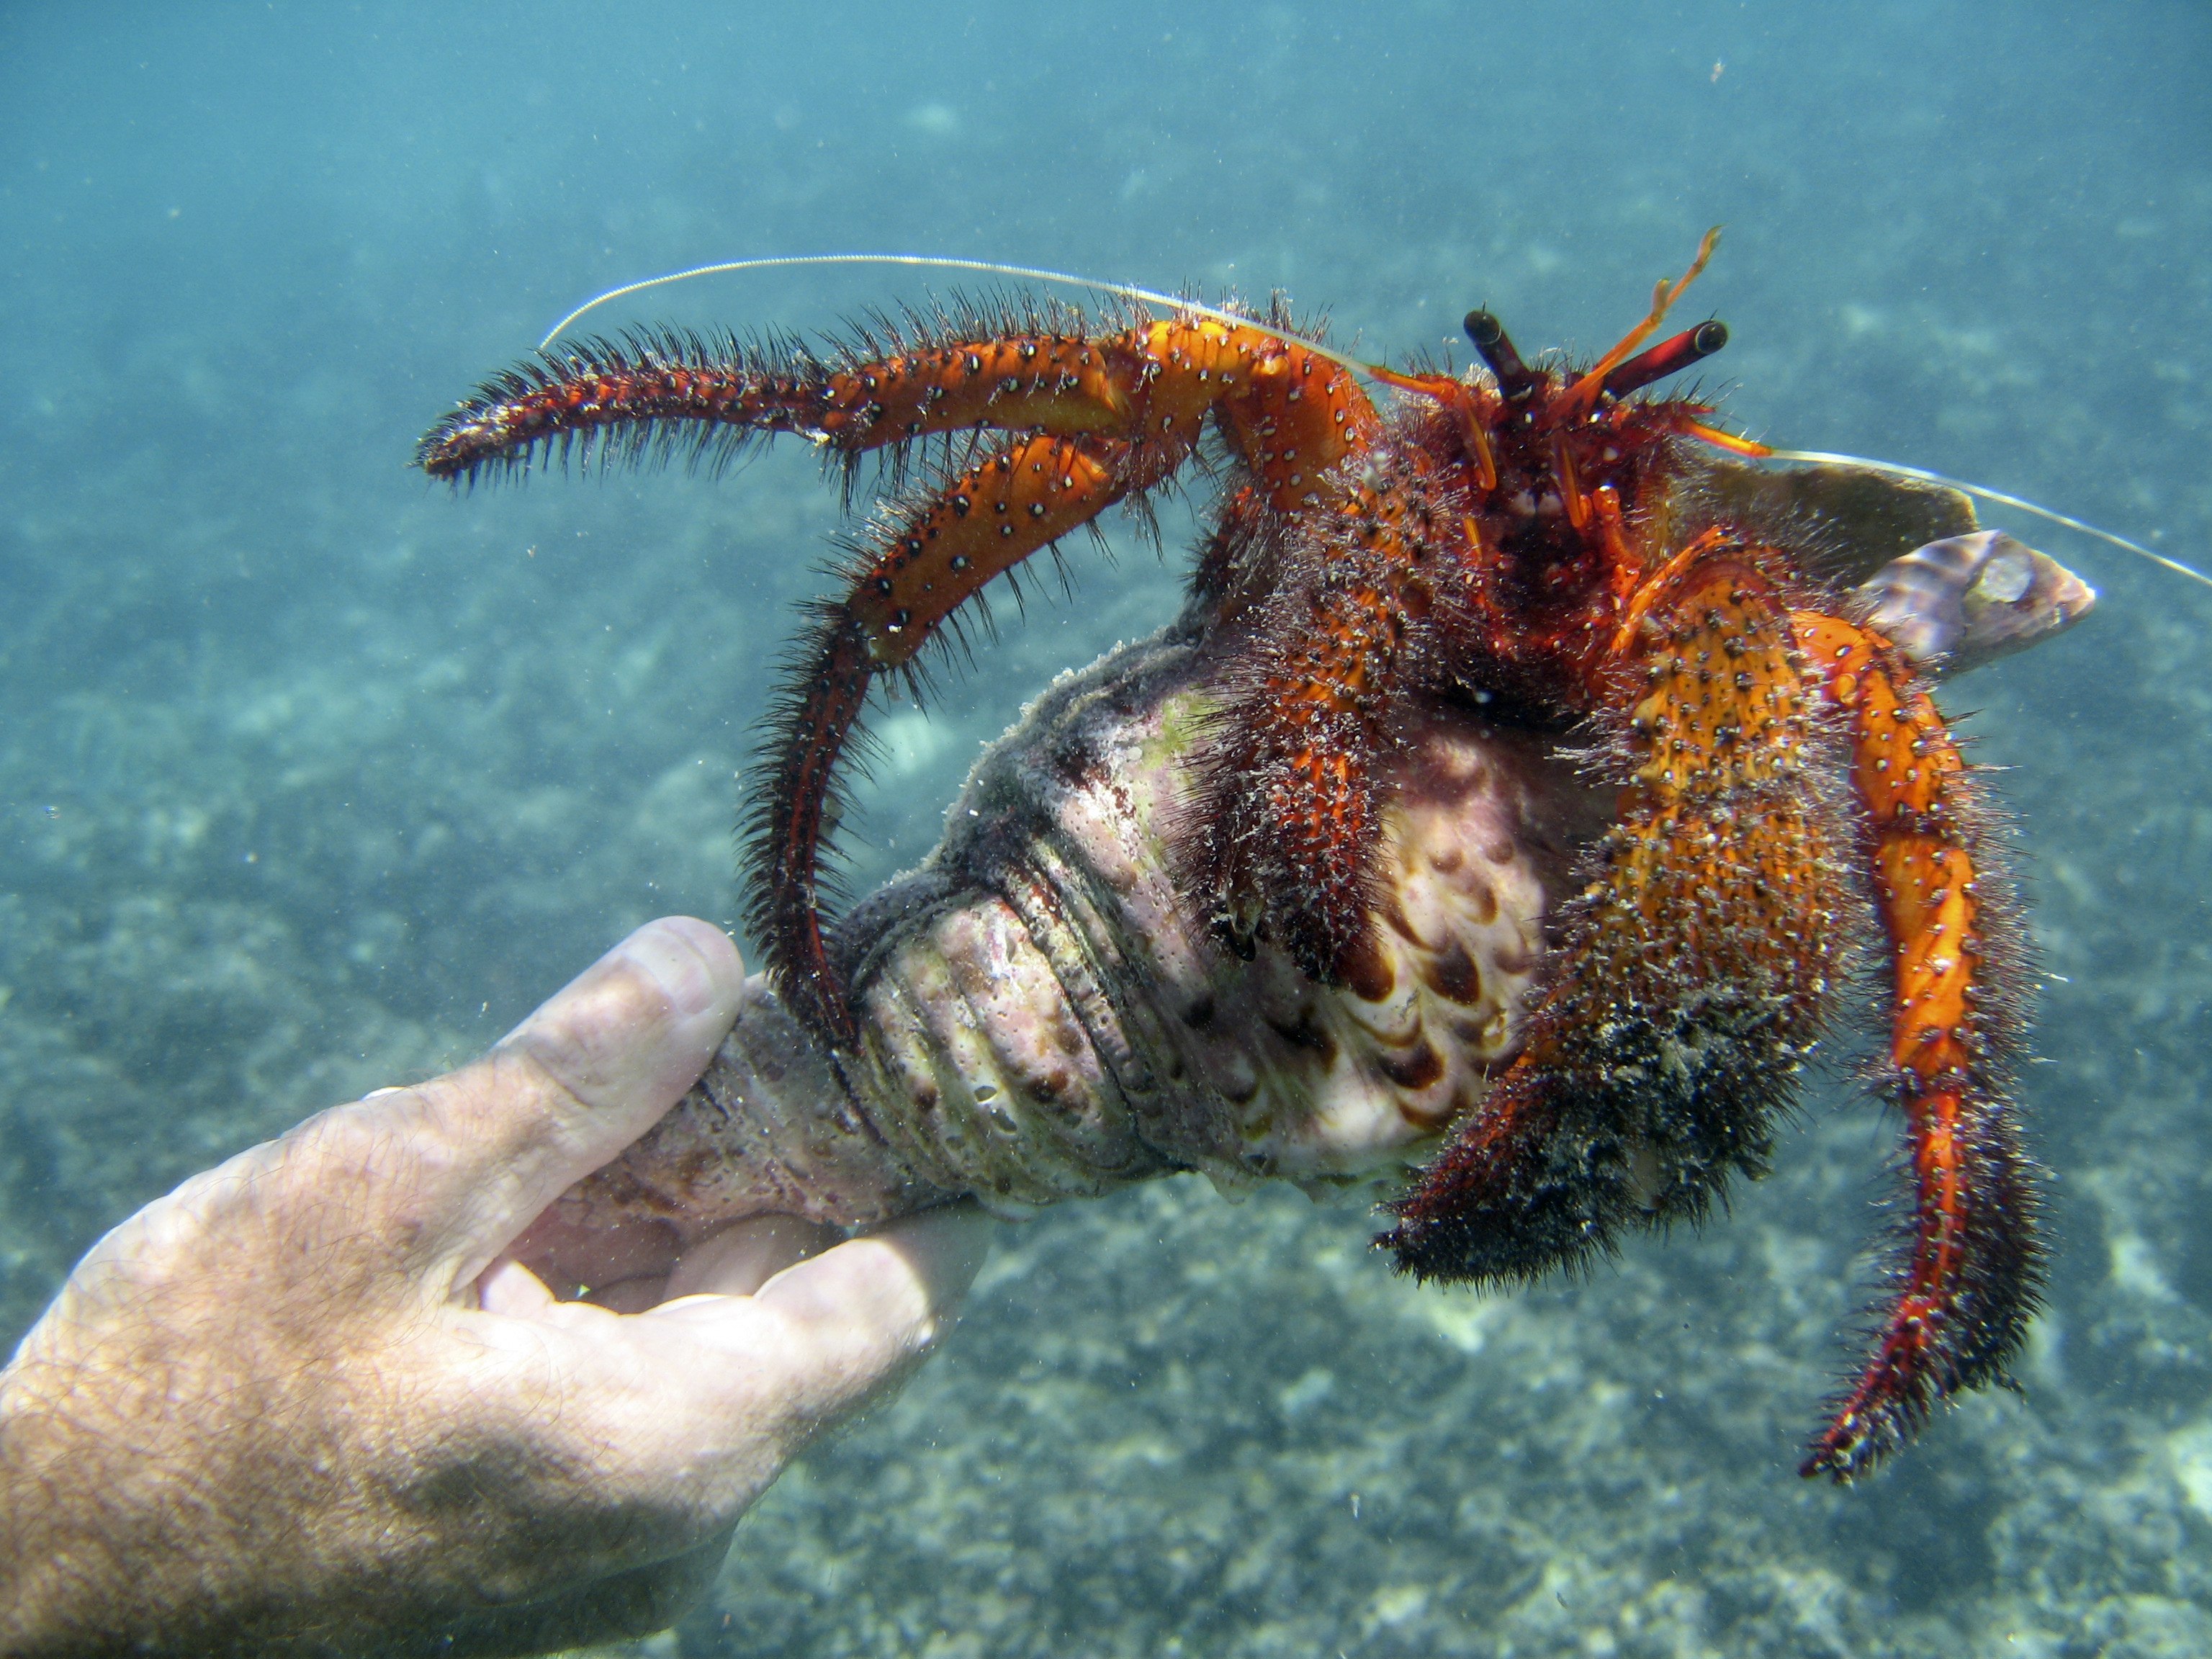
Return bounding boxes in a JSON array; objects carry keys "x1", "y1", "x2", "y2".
[{"x1": 418, "y1": 236, "x2": 2098, "y2": 1478}]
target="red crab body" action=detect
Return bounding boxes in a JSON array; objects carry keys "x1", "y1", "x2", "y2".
[{"x1": 418, "y1": 234, "x2": 2041, "y2": 1480}]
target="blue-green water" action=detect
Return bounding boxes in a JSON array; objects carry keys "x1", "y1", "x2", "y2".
[{"x1": 4, "y1": 4, "x2": 2210, "y2": 1652}]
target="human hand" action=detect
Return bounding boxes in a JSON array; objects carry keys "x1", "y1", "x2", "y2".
[{"x1": 0, "y1": 917, "x2": 989, "y2": 1658}]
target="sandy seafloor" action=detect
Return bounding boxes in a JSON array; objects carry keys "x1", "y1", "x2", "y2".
[{"x1": 4, "y1": 3, "x2": 2211, "y2": 1653}]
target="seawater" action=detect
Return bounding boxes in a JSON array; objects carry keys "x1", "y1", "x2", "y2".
[{"x1": 4, "y1": 4, "x2": 2209, "y2": 1653}]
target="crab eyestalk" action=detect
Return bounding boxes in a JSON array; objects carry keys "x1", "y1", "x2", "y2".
[
  {"x1": 1462, "y1": 309, "x2": 1539, "y2": 399},
  {"x1": 1601, "y1": 319, "x2": 1730, "y2": 399}
]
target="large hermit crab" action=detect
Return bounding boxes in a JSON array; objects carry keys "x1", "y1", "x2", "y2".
[{"x1": 419, "y1": 237, "x2": 2092, "y2": 1478}]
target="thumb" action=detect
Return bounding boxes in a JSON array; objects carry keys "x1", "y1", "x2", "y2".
[
  {"x1": 332, "y1": 917, "x2": 747, "y2": 1290},
  {"x1": 655, "y1": 1204, "x2": 994, "y2": 1439}
]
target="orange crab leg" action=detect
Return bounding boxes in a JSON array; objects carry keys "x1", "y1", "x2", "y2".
[
  {"x1": 748, "y1": 432, "x2": 1149, "y2": 1040},
  {"x1": 413, "y1": 327, "x2": 1141, "y2": 480},
  {"x1": 1182, "y1": 455, "x2": 1445, "y2": 981},
  {"x1": 415, "y1": 316, "x2": 1376, "y2": 492},
  {"x1": 813, "y1": 314, "x2": 1377, "y2": 475},
  {"x1": 757, "y1": 336, "x2": 1377, "y2": 1035},
  {"x1": 422, "y1": 313, "x2": 1386, "y2": 1038},
  {"x1": 1791, "y1": 616, "x2": 2040, "y2": 1480},
  {"x1": 1387, "y1": 554, "x2": 1843, "y2": 1282},
  {"x1": 846, "y1": 434, "x2": 1138, "y2": 666},
  {"x1": 750, "y1": 320, "x2": 1385, "y2": 1035}
]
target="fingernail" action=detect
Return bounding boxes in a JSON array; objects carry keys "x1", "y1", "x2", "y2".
[{"x1": 621, "y1": 920, "x2": 724, "y2": 1021}]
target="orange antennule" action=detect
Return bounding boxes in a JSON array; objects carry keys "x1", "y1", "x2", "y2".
[
  {"x1": 1558, "y1": 226, "x2": 1723, "y2": 420},
  {"x1": 1684, "y1": 420, "x2": 1773, "y2": 459}
]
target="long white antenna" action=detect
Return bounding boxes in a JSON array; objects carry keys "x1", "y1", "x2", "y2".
[
  {"x1": 1766, "y1": 446, "x2": 2209, "y2": 591},
  {"x1": 535, "y1": 252, "x2": 1381, "y2": 381}
]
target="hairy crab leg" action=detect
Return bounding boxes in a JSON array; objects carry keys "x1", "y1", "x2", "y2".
[
  {"x1": 413, "y1": 313, "x2": 1376, "y2": 494},
  {"x1": 1383, "y1": 543, "x2": 2047, "y2": 1478},
  {"x1": 755, "y1": 320, "x2": 1379, "y2": 1038},
  {"x1": 1792, "y1": 616, "x2": 2041, "y2": 1480},
  {"x1": 413, "y1": 320, "x2": 1136, "y2": 482},
  {"x1": 420, "y1": 310, "x2": 1386, "y2": 1040},
  {"x1": 750, "y1": 431, "x2": 1154, "y2": 1040},
  {"x1": 1182, "y1": 446, "x2": 1455, "y2": 983},
  {"x1": 1382, "y1": 551, "x2": 1845, "y2": 1279}
]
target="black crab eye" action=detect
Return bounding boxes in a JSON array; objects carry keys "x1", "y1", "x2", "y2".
[
  {"x1": 1600, "y1": 320, "x2": 1731, "y2": 400},
  {"x1": 1463, "y1": 310, "x2": 1537, "y2": 397},
  {"x1": 1462, "y1": 310, "x2": 1507, "y2": 351}
]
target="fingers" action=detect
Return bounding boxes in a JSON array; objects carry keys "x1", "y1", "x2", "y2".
[
  {"x1": 459, "y1": 915, "x2": 744, "y2": 1267},
  {"x1": 489, "y1": 1214, "x2": 837, "y2": 1317},
  {"x1": 493, "y1": 914, "x2": 745, "y2": 1160},
  {"x1": 450, "y1": 1206, "x2": 992, "y2": 1557},
  {"x1": 321, "y1": 918, "x2": 747, "y2": 1292},
  {"x1": 477, "y1": 1256, "x2": 558, "y2": 1318},
  {"x1": 601, "y1": 1204, "x2": 989, "y2": 1471},
  {"x1": 735, "y1": 1203, "x2": 994, "y2": 1426}
]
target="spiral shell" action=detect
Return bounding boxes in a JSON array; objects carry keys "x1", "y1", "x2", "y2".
[
  {"x1": 1855, "y1": 529, "x2": 2095, "y2": 671},
  {"x1": 579, "y1": 625, "x2": 1599, "y2": 1237}
]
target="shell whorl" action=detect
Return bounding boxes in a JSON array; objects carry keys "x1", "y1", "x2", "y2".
[
  {"x1": 579, "y1": 627, "x2": 1596, "y2": 1237},
  {"x1": 1854, "y1": 529, "x2": 2095, "y2": 671}
]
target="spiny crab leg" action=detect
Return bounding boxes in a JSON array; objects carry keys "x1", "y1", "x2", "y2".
[
  {"x1": 1383, "y1": 546, "x2": 1845, "y2": 1282},
  {"x1": 417, "y1": 307, "x2": 1385, "y2": 1039},
  {"x1": 1383, "y1": 536, "x2": 2046, "y2": 1481},
  {"x1": 752, "y1": 431, "x2": 1157, "y2": 1040},
  {"x1": 1178, "y1": 441, "x2": 1462, "y2": 983},
  {"x1": 1792, "y1": 616, "x2": 2039, "y2": 1478}
]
